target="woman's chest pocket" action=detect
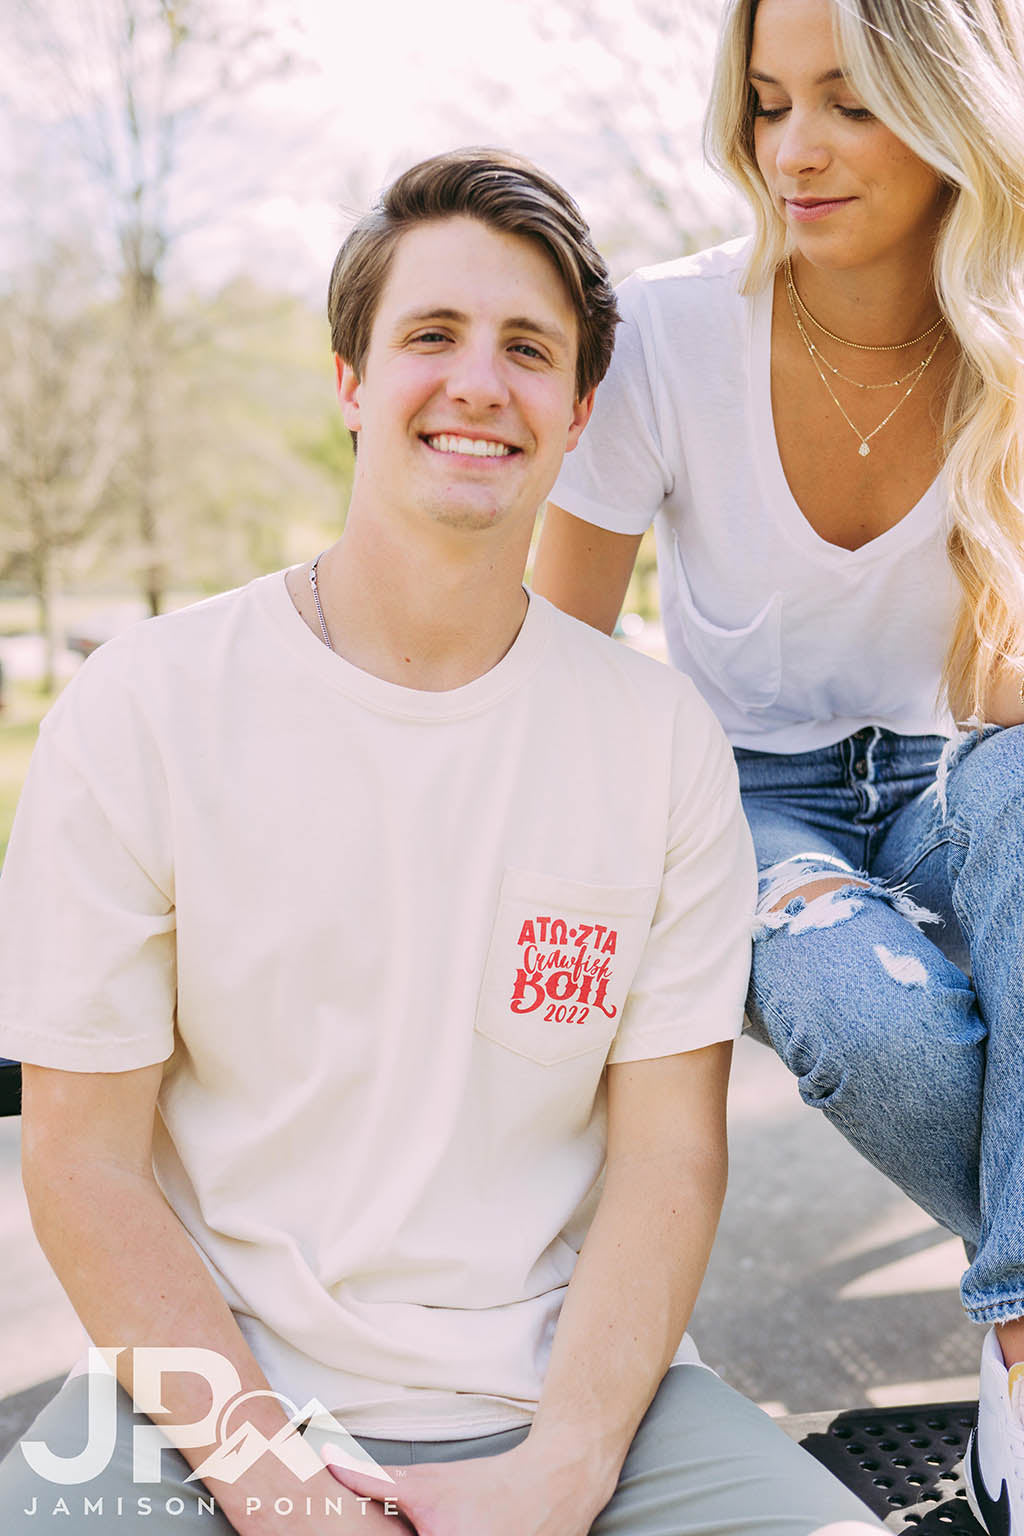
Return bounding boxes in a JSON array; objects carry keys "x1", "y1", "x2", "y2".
[
  {"x1": 475, "y1": 869, "x2": 659, "y2": 1066},
  {"x1": 670, "y1": 535, "x2": 783, "y2": 711}
]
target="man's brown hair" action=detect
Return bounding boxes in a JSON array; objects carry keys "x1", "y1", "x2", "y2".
[{"x1": 327, "y1": 147, "x2": 619, "y2": 402}]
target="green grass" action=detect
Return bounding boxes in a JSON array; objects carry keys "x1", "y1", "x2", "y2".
[{"x1": 0, "y1": 682, "x2": 58, "y2": 867}]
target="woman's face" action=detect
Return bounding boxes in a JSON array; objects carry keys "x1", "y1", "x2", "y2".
[{"x1": 748, "y1": 0, "x2": 948, "y2": 272}]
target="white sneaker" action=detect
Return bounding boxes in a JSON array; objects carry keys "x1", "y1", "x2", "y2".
[{"x1": 965, "y1": 1326, "x2": 1024, "y2": 1536}]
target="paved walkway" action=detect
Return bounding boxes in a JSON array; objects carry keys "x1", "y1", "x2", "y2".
[{"x1": 695, "y1": 1037, "x2": 978, "y2": 1416}]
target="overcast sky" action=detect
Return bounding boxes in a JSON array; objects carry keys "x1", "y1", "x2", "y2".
[{"x1": 1, "y1": 0, "x2": 748, "y2": 300}]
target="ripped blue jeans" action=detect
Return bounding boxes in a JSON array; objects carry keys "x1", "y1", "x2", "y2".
[{"x1": 737, "y1": 725, "x2": 1024, "y2": 1326}]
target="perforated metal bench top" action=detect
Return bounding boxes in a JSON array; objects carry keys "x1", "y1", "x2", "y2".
[{"x1": 779, "y1": 1401, "x2": 982, "y2": 1534}]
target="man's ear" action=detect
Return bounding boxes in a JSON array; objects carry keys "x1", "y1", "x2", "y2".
[
  {"x1": 335, "y1": 355, "x2": 362, "y2": 433},
  {"x1": 566, "y1": 388, "x2": 596, "y2": 452}
]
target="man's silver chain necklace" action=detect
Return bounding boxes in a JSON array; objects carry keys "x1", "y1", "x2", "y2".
[{"x1": 308, "y1": 550, "x2": 334, "y2": 651}]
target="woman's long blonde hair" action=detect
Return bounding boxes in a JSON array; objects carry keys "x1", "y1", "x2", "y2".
[{"x1": 705, "y1": 0, "x2": 1024, "y2": 723}]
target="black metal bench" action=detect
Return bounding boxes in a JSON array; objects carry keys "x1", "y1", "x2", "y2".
[
  {"x1": 779, "y1": 1400, "x2": 982, "y2": 1534},
  {"x1": 0, "y1": 1059, "x2": 20, "y2": 1118}
]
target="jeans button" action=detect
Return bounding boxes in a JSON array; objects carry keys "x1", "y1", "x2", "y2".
[{"x1": 853, "y1": 759, "x2": 868, "y2": 778}]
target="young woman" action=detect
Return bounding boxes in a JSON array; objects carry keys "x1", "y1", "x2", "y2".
[{"x1": 534, "y1": 0, "x2": 1024, "y2": 1529}]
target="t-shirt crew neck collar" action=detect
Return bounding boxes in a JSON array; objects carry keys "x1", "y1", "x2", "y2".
[{"x1": 259, "y1": 567, "x2": 552, "y2": 720}]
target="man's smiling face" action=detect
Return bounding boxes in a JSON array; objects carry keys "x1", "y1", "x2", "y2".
[{"x1": 337, "y1": 216, "x2": 593, "y2": 537}]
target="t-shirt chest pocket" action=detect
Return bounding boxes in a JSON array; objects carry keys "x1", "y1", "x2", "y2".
[
  {"x1": 475, "y1": 869, "x2": 659, "y2": 1066},
  {"x1": 671, "y1": 535, "x2": 783, "y2": 711}
]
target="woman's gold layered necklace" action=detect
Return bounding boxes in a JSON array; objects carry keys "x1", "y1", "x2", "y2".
[{"x1": 784, "y1": 257, "x2": 948, "y2": 457}]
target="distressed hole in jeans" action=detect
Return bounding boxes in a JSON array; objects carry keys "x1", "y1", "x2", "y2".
[
  {"x1": 755, "y1": 883, "x2": 867, "y2": 937},
  {"x1": 752, "y1": 859, "x2": 942, "y2": 941},
  {"x1": 873, "y1": 944, "x2": 928, "y2": 987}
]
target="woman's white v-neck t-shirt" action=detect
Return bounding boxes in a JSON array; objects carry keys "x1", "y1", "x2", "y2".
[{"x1": 552, "y1": 237, "x2": 958, "y2": 752}]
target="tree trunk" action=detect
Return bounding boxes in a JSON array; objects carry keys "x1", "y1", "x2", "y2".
[
  {"x1": 129, "y1": 264, "x2": 164, "y2": 618},
  {"x1": 34, "y1": 547, "x2": 57, "y2": 697}
]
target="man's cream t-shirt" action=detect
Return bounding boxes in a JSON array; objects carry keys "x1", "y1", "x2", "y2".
[{"x1": 0, "y1": 574, "x2": 755, "y2": 1439}]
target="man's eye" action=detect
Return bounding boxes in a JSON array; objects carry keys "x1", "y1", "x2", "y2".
[
  {"x1": 413, "y1": 331, "x2": 450, "y2": 344},
  {"x1": 510, "y1": 343, "x2": 545, "y2": 360}
]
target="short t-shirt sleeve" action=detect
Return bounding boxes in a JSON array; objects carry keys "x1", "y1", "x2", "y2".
[
  {"x1": 607, "y1": 683, "x2": 755, "y2": 1064},
  {"x1": 550, "y1": 273, "x2": 674, "y2": 537},
  {"x1": 0, "y1": 654, "x2": 177, "y2": 1073}
]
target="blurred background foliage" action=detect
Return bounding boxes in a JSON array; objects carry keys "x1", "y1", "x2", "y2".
[
  {"x1": 1, "y1": 0, "x2": 354, "y2": 701},
  {"x1": 0, "y1": 266, "x2": 351, "y2": 667}
]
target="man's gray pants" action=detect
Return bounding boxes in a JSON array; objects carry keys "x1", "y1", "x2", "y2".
[{"x1": 0, "y1": 1363, "x2": 882, "y2": 1533}]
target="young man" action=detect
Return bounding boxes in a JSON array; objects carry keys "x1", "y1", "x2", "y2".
[{"x1": 0, "y1": 150, "x2": 880, "y2": 1536}]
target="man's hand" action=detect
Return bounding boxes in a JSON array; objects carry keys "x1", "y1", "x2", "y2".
[{"x1": 323, "y1": 1440, "x2": 603, "y2": 1536}]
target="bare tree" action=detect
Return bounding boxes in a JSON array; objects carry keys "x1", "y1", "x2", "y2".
[
  {"x1": 546, "y1": 0, "x2": 746, "y2": 267},
  {"x1": 430, "y1": 0, "x2": 745, "y2": 276},
  {"x1": 0, "y1": 248, "x2": 127, "y2": 692},
  {"x1": 8, "y1": 0, "x2": 304, "y2": 614}
]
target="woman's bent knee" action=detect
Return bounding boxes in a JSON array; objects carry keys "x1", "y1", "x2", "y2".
[{"x1": 749, "y1": 867, "x2": 982, "y2": 1091}]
